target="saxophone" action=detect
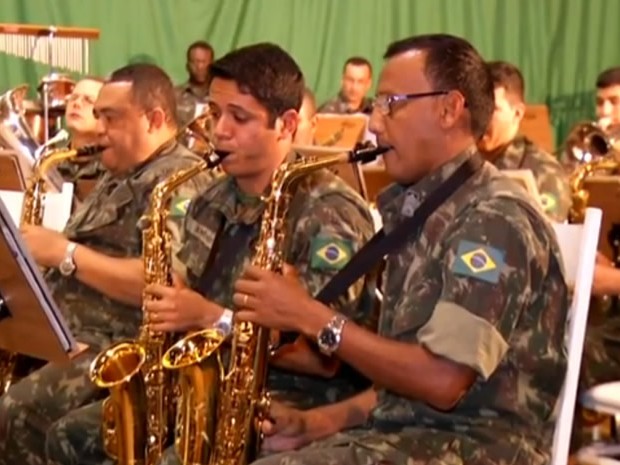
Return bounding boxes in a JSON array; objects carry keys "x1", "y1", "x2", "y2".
[
  {"x1": 568, "y1": 156, "x2": 619, "y2": 224},
  {"x1": 88, "y1": 141, "x2": 229, "y2": 465},
  {"x1": 0, "y1": 144, "x2": 102, "y2": 395},
  {"x1": 161, "y1": 143, "x2": 390, "y2": 465}
]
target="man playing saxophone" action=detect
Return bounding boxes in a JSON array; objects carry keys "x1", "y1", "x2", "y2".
[
  {"x1": 45, "y1": 43, "x2": 377, "y2": 465},
  {"x1": 232, "y1": 34, "x2": 569, "y2": 465},
  {"x1": 477, "y1": 60, "x2": 571, "y2": 222},
  {"x1": 0, "y1": 63, "x2": 216, "y2": 465}
]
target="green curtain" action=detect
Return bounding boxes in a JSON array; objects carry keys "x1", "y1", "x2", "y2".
[{"x1": 1, "y1": 0, "x2": 619, "y2": 147}]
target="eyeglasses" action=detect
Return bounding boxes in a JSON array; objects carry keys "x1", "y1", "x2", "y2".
[{"x1": 372, "y1": 91, "x2": 449, "y2": 116}]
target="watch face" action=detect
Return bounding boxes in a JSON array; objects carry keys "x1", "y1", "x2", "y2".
[
  {"x1": 59, "y1": 260, "x2": 75, "y2": 276},
  {"x1": 319, "y1": 328, "x2": 337, "y2": 348}
]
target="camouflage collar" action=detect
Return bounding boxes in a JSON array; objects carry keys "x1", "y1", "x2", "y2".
[
  {"x1": 179, "y1": 81, "x2": 209, "y2": 100},
  {"x1": 199, "y1": 151, "x2": 300, "y2": 225},
  {"x1": 103, "y1": 139, "x2": 178, "y2": 183},
  {"x1": 335, "y1": 91, "x2": 374, "y2": 114},
  {"x1": 376, "y1": 145, "x2": 479, "y2": 229},
  {"x1": 487, "y1": 134, "x2": 530, "y2": 169},
  {"x1": 200, "y1": 176, "x2": 265, "y2": 226}
]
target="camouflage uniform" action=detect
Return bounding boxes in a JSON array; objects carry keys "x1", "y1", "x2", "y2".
[
  {"x1": 174, "y1": 82, "x2": 209, "y2": 129},
  {"x1": 489, "y1": 134, "x2": 571, "y2": 222},
  {"x1": 0, "y1": 142, "x2": 216, "y2": 465},
  {"x1": 318, "y1": 92, "x2": 374, "y2": 115},
  {"x1": 251, "y1": 148, "x2": 569, "y2": 465},
  {"x1": 46, "y1": 164, "x2": 378, "y2": 465},
  {"x1": 57, "y1": 158, "x2": 106, "y2": 184}
]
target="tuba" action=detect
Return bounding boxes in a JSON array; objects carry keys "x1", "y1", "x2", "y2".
[
  {"x1": 0, "y1": 84, "x2": 41, "y2": 161},
  {"x1": 564, "y1": 120, "x2": 620, "y2": 165},
  {"x1": 566, "y1": 120, "x2": 620, "y2": 223},
  {"x1": 0, "y1": 144, "x2": 103, "y2": 395},
  {"x1": 161, "y1": 143, "x2": 390, "y2": 465},
  {"x1": 88, "y1": 112, "x2": 228, "y2": 465}
]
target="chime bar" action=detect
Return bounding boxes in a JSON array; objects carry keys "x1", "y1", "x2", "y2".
[{"x1": 0, "y1": 23, "x2": 100, "y2": 74}]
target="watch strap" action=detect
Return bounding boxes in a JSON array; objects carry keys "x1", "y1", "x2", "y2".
[{"x1": 214, "y1": 308, "x2": 233, "y2": 336}]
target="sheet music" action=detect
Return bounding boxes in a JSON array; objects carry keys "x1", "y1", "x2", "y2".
[
  {"x1": 0, "y1": 197, "x2": 76, "y2": 352},
  {"x1": 0, "y1": 182, "x2": 74, "y2": 231}
]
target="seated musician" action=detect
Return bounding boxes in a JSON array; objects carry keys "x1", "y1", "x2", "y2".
[
  {"x1": 57, "y1": 77, "x2": 107, "y2": 185},
  {"x1": 577, "y1": 67, "x2": 620, "y2": 391},
  {"x1": 294, "y1": 87, "x2": 318, "y2": 145},
  {"x1": 318, "y1": 57, "x2": 374, "y2": 115},
  {"x1": 477, "y1": 61, "x2": 571, "y2": 222},
  {"x1": 0, "y1": 63, "x2": 216, "y2": 465},
  {"x1": 232, "y1": 34, "x2": 569, "y2": 465},
  {"x1": 44, "y1": 43, "x2": 377, "y2": 465},
  {"x1": 594, "y1": 66, "x2": 620, "y2": 130}
]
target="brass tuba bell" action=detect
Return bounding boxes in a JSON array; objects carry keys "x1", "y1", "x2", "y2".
[
  {"x1": 563, "y1": 120, "x2": 620, "y2": 165},
  {"x1": 0, "y1": 84, "x2": 41, "y2": 162},
  {"x1": 178, "y1": 110, "x2": 213, "y2": 154}
]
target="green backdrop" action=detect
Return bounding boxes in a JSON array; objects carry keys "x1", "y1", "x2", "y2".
[{"x1": 1, "y1": 0, "x2": 618, "y2": 147}]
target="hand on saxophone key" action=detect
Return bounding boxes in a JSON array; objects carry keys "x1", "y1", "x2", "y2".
[
  {"x1": 233, "y1": 264, "x2": 315, "y2": 333},
  {"x1": 143, "y1": 273, "x2": 224, "y2": 332},
  {"x1": 20, "y1": 224, "x2": 70, "y2": 268}
]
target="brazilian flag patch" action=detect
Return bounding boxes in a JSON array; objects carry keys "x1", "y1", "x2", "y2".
[
  {"x1": 310, "y1": 237, "x2": 353, "y2": 271},
  {"x1": 170, "y1": 196, "x2": 191, "y2": 217},
  {"x1": 451, "y1": 240, "x2": 505, "y2": 284}
]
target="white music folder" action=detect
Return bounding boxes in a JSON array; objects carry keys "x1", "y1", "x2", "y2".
[{"x1": 0, "y1": 182, "x2": 74, "y2": 231}]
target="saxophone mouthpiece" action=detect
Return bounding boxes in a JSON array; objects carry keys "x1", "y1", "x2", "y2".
[
  {"x1": 205, "y1": 149, "x2": 231, "y2": 168},
  {"x1": 350, "y1": 142, "x2": 392, "y2": 164}
]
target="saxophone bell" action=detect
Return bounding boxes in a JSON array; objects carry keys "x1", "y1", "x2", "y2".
[
  {"x1": 89, "y1": 342, "x2": 148, "y2": 462},
  {"x1": 161, "y1": 328, "x2": 227, "y2": 465}
]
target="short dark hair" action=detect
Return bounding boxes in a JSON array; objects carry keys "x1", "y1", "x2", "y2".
[
  {"x1": 186, "y1": 41, "x2": 214, "y2": 61},
  {"x1": 108, "y1": 63, "x2": 177, "y2": 126},
  {"x1": 208, "y1": 42, "x2": 305, "y2": 127},
  {"x1": 343, "y1": 56, "x2": 373, "y2": 76},
  {"x1": 487, "y1": 60, "x2": 525, "y2": 101},
  {"x1": 302, "y1": 87, "x2": 317, "y2": 116},
  {"x1": 596, "y1": 67, "x2": 620, "y2": 89},
  {"x1": 384, "y1": 34, "x2": 494, "y2": 140}
]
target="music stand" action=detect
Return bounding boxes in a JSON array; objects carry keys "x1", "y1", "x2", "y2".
[
  {"x1": 293, "y1": 145, "x2": 370, "y2": 200},
  {"x1": 314, "y1": 114, "x2": 368, "y2": 148},
  {"x1": 0, "y1": 196, "x2": 80, "y2": 362},
  {"x1": 583, "y1": 176, "x2": 620, "y2": 262},
  {"x1": 0, "y1": 150, "x2": 28, "y2": 191}
]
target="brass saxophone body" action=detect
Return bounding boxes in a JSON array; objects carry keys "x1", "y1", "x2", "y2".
[
  {"x1": 0, "y1": 144, "x2": 102, "y2": 396},
  {"x1": 162, "y1": 143, "x2": 390, "y2": 465},
  {"x1": 568, "y1": 156, "x2": 619, "y2": 224},
  {"x1": 88, "y1": 146, "x2": 229, "y2": 465}
]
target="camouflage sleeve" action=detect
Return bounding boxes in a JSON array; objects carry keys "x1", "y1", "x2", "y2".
[
  {"x1": 286, "y1": 192, "x2": 376, "y2": 326},
  {"x1": 533, "y1": 152, "x2": 572, "y2": 223},
  {"x1": 415, "y1": 202, "x2": 544, "y2": 380},
  {"x1": 166, "y1": 171, "x2": 216, "y2": 281}
]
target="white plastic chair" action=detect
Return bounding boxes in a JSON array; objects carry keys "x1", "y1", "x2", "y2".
[{"x1": 550, "y1": 207, "x2": 602, "y2": 465}]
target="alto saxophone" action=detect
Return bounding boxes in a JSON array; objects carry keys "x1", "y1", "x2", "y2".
[
  {"x1": 88, "y1": 145, "x2": 229, "y2": 465},
  {"x1": 568, "y1": 156, "x2": 619, "y2": 224},
  {"x1": 161, "y1": 143, "x2": 389, "y2": 465},
  {"x1": 0, "y1": 144, "x2": 102, "y2": 396}
]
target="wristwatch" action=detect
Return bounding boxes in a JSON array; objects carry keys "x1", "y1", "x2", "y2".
[
  {"x1": 317, "y1": 314, "x2": 347, "y2": 355},
  {"x1": 58, "y1": 242, "x2": 78, "y2": 277},
  {"x1": 214, "y1": 308, "x2": 234, "y2": 336}
]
